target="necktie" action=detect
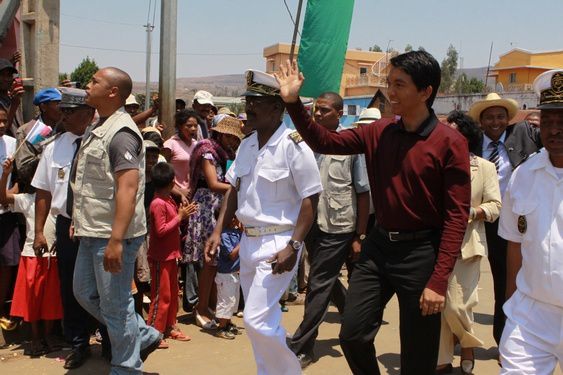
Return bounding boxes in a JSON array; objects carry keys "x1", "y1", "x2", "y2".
[
  {"x1": 66, "y1": 138, "x2": 82, "y2": 218},
  {"x1": 489, "y1": 141, "x2": 500, "y2": 172}
]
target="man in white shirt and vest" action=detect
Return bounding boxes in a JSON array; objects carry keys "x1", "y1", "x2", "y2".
[
  {"x1": 32, "y1": 88, "x2": 97, "y2": 369},
  {"x1": 206, "y1": 70, "x2": 322, "y2": 375},
  {"x1": 70, "y1": 67, "x2": 161, "y2": 374},
  {"x1": 499, "y1": 69, "x2": 563, "y2": 374}
]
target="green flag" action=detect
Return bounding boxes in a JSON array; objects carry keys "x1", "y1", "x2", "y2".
[{"x1": 297, "y1": 0, "x2": 355, "y2": 98}]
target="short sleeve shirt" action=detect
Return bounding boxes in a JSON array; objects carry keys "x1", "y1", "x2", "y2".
[
  {"x1": 498, "y1": 149, "x2": 563, "y2": 307},
  {"x1": 13, "y1": 193, "x2": 56, "y2": 257},
  {"x1": 0, "y1": 135, "x2": 16, "y2": 214},
  {"x1": 163, "y1": 134, "x2": 197, "y2": 190},
  {"x1": 226, "y1": 124, "x2": 322, "y2": 227},
  {"x1": 31, "y1": 132, "x2": 80, "y2": 218}
]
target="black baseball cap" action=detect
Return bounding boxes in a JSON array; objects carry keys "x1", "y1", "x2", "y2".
[{"x1": 0, "y1": 59, "x2": 17, "y2": 74}]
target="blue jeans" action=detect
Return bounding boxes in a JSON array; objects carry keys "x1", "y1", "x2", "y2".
[{"x1": 73, "y1": 236, "x2": 160, "y2": 374}]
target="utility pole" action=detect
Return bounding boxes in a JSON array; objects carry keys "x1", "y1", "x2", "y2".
[
  {"x1": 289, "y1": 0, "x2": 304, "y2": 62},
  {"x1": 143, "y1": 22, "x2": 154, "y2": 111},
  {"x1": 159, "y1": 0, "x2": 177, "y2": 139}
]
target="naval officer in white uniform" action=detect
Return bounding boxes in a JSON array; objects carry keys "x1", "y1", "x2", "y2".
[
  {"x1": 206, "y1": 70, "x2": 322, "y2": 375},
  {"x1": 499, "y1": 69, "x2": 563, "y2": 374}
]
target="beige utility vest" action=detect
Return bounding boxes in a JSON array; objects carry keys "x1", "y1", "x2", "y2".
[
  {"x1": 316, "y1": 154, "x2": 357, "y2": 234},
  {"x1": 72, "y1": 108, "x2": 146, "y2": 239}
]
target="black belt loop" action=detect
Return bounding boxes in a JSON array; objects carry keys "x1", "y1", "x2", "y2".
[{"x1": 376, "y1": 226, "x2": 437, "y2": 242}]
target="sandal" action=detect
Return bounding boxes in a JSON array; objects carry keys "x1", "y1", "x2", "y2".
[
  {"x1": 157, "y1": 339, "x2": 169, "y2": 349},
  {"x1": 167, "y1": 328, "x2": 191, "y2": 341}
]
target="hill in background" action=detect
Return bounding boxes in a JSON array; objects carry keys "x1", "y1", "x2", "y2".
[{"x1": 132, "y1": 74, "x2": 246, "y2": 102}]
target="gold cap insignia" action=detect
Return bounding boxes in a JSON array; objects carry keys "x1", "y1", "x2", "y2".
[{"x1": 539, "y1": 72, "x2": 563, "y2": 107}]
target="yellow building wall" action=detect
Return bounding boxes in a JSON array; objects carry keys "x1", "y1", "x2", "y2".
[
  {"x1": 529, "y1": 52, "x2": 563, "y2": 67},
  {"x1": 496, "y1": 67, "x2": 547, "y2": 88},
  {"x1": 264, "y1": 43, "x2": 388, "y2": 97},
  {"x1": 495, "y1": 50, "x2": 531, "y2": 68}
]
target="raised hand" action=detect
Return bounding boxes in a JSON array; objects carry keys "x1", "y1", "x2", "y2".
[{"x1": 274, "y1": 59, "x2": 305, "y2": 103}]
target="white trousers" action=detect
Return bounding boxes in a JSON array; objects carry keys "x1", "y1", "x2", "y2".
[
  {"x1": 239, "y1": 232, "x2": 301, "y2": 375},
  {"x1": 215, "y1": 272, "x2": 240, "y2": 320},
  {"x1": 500, "y1": 291, "x2": 563, "y2": 374}
]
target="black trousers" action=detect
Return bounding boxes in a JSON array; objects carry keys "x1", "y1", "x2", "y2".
[
  {"x1": 289, "y1": 223, "x2": 354, "y2": 356},
  {"x1": 55, "y1": 215, "x2": 91, "y2": 350},
  {"x1": 339, "y1": 228, "x2": 441, "y2": 375},
  {"x1": 485, "y1": 219, "x2": 507, "y2": 345}
]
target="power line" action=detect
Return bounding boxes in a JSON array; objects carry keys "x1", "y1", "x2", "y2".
[
  {"x1": 60, "y1": 43, "x2": 261, "y2": 56},
  {"x1": 60, "y1": 13, "x2": 141, "y2": 28}
]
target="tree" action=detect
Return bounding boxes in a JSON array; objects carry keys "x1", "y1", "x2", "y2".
[
  {"x1": 439, "y1": 44, "x2": 458, "y2": 93},
  {"x1": 454, "y1": 73, "x2": 485, "y2": 94},
  {"x1": 418, "y1": 46, "x2": 426, "y2": 52},
  {"x1": 70, "y1": 57, "x2": 99, "y2": 89},
  {"x1": 404, "y1": 44, "x2": 413, "y2": 52},
  {"x1": 369, "y1": 44, "x2": 382, "y2": 52}
]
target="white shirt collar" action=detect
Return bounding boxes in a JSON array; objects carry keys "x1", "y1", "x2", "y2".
[{"x1": 483, "y1": 131, "x2": 507, "y2": 149}]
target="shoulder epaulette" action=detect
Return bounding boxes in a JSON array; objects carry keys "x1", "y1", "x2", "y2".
[{"x1": 288, "y1": 130, "x2": 303, "y2": 144}]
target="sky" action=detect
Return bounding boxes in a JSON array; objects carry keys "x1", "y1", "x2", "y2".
[{"x1": 59, "y1": 0, "x2": 563, "y2": 82}]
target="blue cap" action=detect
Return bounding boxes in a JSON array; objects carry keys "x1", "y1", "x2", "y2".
[{"x1": 33, "y1": 88, "x2": 62, "y2": 106}]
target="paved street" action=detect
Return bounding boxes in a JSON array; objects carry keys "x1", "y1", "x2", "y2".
[{"x1": 1, "y1": 260, "x2": 562, "y2": 374}]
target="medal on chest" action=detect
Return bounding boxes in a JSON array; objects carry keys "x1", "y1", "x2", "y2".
[
  {"x1": 57, "y1": 168, "x2": 65, "y2": 180},
  {"x1": 517, "y1": 215, "x2": 527, "y2": 234}
]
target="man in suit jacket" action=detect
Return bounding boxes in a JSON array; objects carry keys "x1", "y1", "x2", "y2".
[{"x1": 469, "y1": 93, "x2": 542, "y2": 345}]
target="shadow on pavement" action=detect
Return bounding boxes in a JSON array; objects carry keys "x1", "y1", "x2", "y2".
[
  {"x1": 378, "y1": 352, "x2": 401, "y2": 375},
  {"x1": 474, "y1": 312, "x2": 493, "y2": 325},
  {"x1": 314, "y1": 337, "x2": 343, "y2": 360}
]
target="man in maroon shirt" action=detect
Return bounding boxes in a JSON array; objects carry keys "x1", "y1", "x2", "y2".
[{"x1": 275, "y1": 51, "x2": 471, "y2": 375}]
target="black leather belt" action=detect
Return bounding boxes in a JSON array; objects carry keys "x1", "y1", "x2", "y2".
[{"x1": 376, "y1": 226, "x2": 437, "y2": 242}]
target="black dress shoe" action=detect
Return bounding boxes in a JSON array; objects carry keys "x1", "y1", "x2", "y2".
[
  {"x1": 140, "y1": 333, "x2": 163, "y2": 361},
  {"x1": 64, "y1": 348, "x2": 91, "y2": 369},
  {"x1": 296, "y1": 352, "x2": 314, "y2": 369},
  {"x1": 435, "y1": 363, "x2": 453, "y2": 374}
]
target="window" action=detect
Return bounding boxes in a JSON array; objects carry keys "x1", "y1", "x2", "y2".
[
  {"x1": 509, "y1": 72, "x2": 517, "y2": 84},
  {"x1": 347, "y1": 105, "x2": 357, "y2": 116},
  {"x1": 359, "y1": 67, "x2": 368, "y2": 75}
]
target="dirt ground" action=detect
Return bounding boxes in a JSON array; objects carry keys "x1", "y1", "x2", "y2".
[{"x1": 1, "y1": 260, "x2": 562, "y2": 375}]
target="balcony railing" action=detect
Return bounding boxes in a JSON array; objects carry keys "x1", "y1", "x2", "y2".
[{"x1": 345, "y1": 74, "x2": 386, "y2": 88}]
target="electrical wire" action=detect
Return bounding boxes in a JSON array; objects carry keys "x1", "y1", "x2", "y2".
[
  {"x1": 283, "y1": 0, "x2": 301, "y2": 37},
  {"x1": 61, "y1": 13, "x2": 140, "y2": 28},
  {"x1": 60, "y1": 43, "x2": 260, "y2": 56}
]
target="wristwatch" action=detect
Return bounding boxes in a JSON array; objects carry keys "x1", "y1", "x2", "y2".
[
  {"x1": 357, "y1": 233, "x2": 367, "y2": 241},
  {"x1": 288, "y1": 239, "x2": 304, "y2": 252}
]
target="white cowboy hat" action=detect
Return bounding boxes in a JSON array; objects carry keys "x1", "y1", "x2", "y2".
[
  {"x1": 468, "y1": 93, "x2": 518, "y2": 122},
  {"x1": 354, "y1": 107, "x2": 382, "y2": 126}
]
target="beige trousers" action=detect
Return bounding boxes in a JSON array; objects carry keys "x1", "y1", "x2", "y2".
[{"x1": 438, "y1": 256, "x2": 484, "y2": 365}]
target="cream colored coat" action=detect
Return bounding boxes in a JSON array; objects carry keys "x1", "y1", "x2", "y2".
[{"x1": 460, "y1": 155, "x2": 502, "y2": 260}]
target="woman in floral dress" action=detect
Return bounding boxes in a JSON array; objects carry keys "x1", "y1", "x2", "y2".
[{"x1": 183, "y1": 115, "x2": 243, "y2": 328}]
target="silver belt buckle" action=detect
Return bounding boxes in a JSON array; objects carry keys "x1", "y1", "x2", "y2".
[{"x1": 388, "y1": 231, "x2": 400, "y2": 242}]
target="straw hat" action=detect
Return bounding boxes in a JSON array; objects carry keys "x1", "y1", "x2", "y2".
[
  {"x1": 355, "y1": 107, "x2": 382, "y2": 125},
  {"x1": 468, "y1": 93, "x2": 518, "y2": 122},
  {"x1": 212, "y1": 115, "x2": 244, "y2": 140}
]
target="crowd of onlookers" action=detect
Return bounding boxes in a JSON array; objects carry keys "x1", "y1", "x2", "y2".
[{"x1": 0, "y1": 48, "x2": 562, "y2": 375}]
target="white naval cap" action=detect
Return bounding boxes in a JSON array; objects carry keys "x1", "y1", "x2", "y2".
[{"x1": 533, "y1": 69, "x2": 563, "y2": 109}]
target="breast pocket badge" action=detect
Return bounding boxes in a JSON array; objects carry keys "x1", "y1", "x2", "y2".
[{"x1": 517, "y1": 215, "x2": 527, "y2": 234}]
